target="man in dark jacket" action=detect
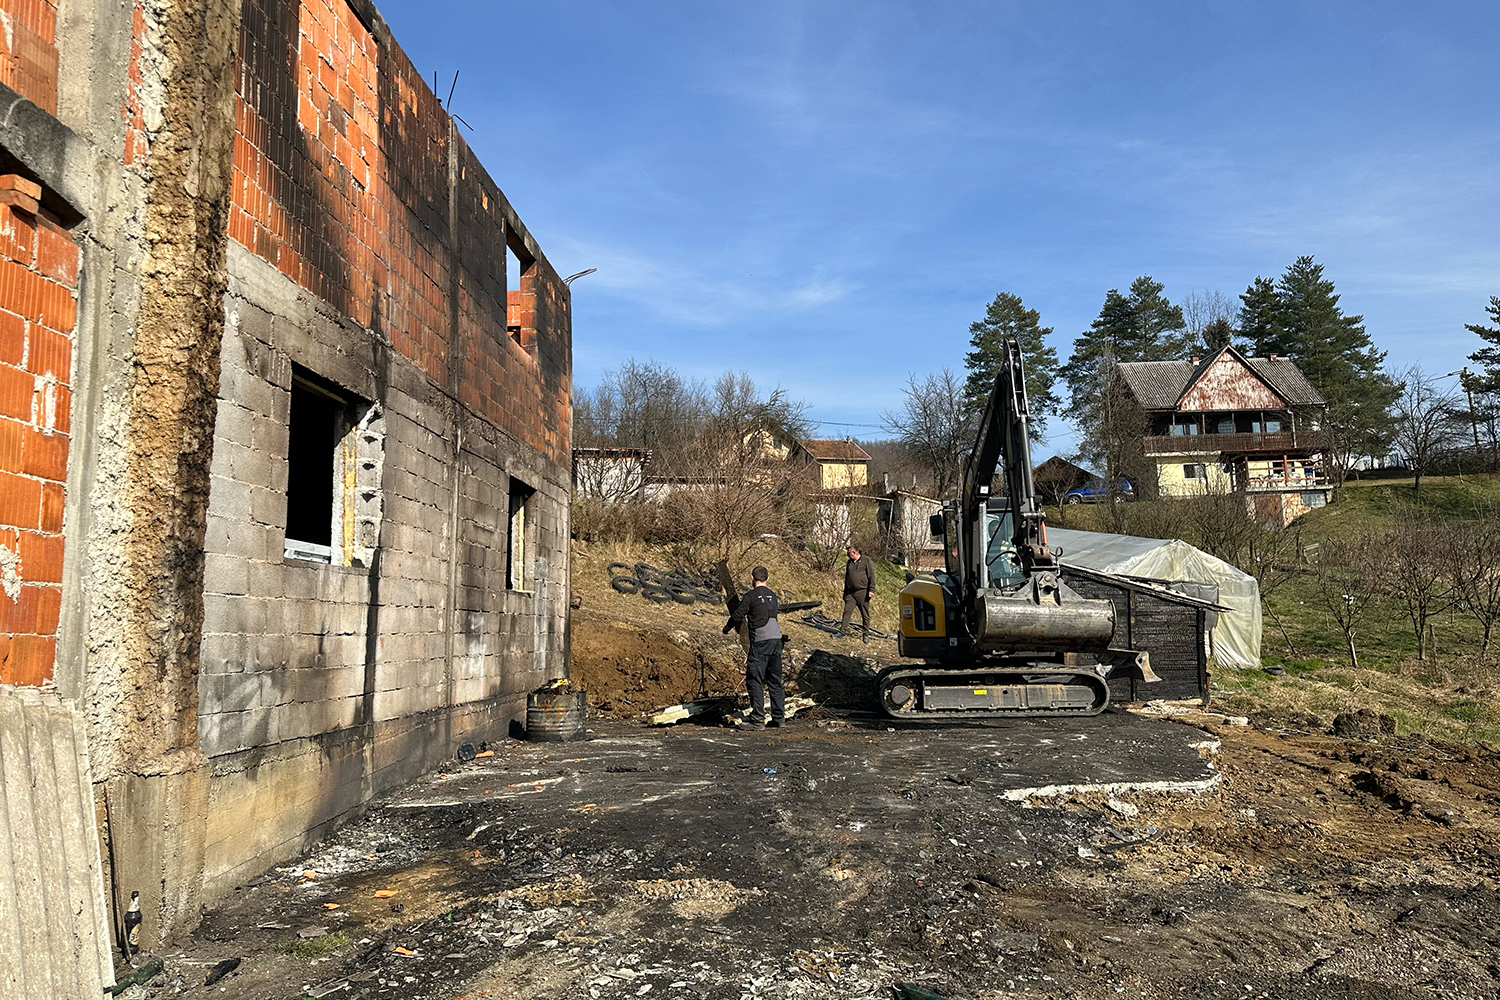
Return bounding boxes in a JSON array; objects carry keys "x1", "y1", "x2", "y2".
[
  {"x1": 723, "y1": 565, "x2": 785, "y2": 728},
  {"x1": 840, "y1": 545, "x2": 876, "y2": 642}
]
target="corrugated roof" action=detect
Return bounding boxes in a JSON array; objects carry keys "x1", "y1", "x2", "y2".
[
  {"x1": 1116, "y1": 347, "x2": 1326, "y2": 410},
  {"x1": 797, "y1": 439, "x2": 872, "y2": 462}
]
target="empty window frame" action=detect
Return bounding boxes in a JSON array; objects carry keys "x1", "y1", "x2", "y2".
[
  {"x1": 284, "y1": 365, "x2": 382, "y2": 565},
  {"x1": 507, "y1": 477, "x2": 536, "y2": 590},
  {"x1": 505, "y1": 234, "x2": 536, "y2": 352}
]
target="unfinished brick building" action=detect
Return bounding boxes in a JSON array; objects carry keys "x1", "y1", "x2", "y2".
[{"x1": 0, "y1": 0, "x2": 572, "y2": 966}]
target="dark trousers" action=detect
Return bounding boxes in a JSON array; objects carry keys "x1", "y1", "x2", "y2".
[
  {"x1": 840, "y1": 591, "x2": 870, "y2": 630},
  {"x1": 745, "y1": 638, "x2": 785, "y2": 723}
]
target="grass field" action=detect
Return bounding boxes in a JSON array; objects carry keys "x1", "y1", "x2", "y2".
[{"x1": 1045, "y1": 474, "x2": 1500, "y2": 743}]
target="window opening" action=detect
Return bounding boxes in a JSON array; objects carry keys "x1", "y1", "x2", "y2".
[
  {"x1": 507, "y1": 477, "x2": 536, "y2": 590},
  {"x1": 284, "y1": 365, "x2": 381, "y2": 566},
  {"x1": 506, "y1": 236, "x2": 536, "y2": 351},
  {"x1": 1183, "y1": 463, "x2": 1205, "y2": 480}
]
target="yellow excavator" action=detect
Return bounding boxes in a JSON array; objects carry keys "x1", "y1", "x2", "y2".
[{"x1": 883, "y1": 338, "x2": 1160, "y2": 719}]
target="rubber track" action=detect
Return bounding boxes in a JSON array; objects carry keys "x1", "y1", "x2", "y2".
[{"x1": 875, "y1": 664, "x2": 1109, "y2": 720}]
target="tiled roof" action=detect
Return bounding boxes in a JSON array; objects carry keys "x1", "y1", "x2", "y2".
[
  {"x1": 797, "y1": 439, "x2": 872, "y2": 462},
  {"x1": 1116, "y1": 348, "x2": 1325, "y2": 410}
]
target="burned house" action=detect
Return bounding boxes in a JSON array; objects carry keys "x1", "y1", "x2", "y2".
[
  {"x1": 1116, "y1": 346, "x2": 1330, "y2": 523},
  {"x1": 0, "y1": 0, "x2": 571, "y2": 964}
]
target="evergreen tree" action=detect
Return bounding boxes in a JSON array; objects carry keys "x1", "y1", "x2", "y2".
[
  {"x1": 962, "y1": 292, "x2": 1060, "y2": 440},
  {"x1": 1202, "y1": 318, "x2": 1235, "y2": 351},
  {"x1": 1271, "y1": 256, "x2": 1399, "y2": 478},
  {"x1": 1465, "y1": 296, "x2": 1500, "y2": 390},
  {"x1": 1060, "y1": 277, "x2": 1187, "y2": 509},
  {"x1": 1236, "y1": 276, "x2": 1283, "y2": 355}
]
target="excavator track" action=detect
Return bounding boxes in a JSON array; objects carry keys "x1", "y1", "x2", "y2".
[{"x1": 876, "y1": 664, "x2": 1110, "y2": 719}]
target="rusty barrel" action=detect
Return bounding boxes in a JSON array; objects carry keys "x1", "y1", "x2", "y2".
[{"x1": 526, "y1": 687, "x2": 586, "y2": 742}]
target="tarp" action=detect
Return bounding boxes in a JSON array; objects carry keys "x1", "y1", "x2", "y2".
[{"x1": 1048, "y1": 526, "x2": 1261, "y2": 669}]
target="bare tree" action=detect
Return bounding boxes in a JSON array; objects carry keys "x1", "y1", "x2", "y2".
[
  {"x1": 1243, "y1": 520, "x2": 1303, "y2": 656},
  {"x1": 1182, "y1": 290, "x2": 1238, "y2": 352},
  {"x1": 1391, "y1": 366, "x2": 1462, "y2": 495},
  {"x1": 1311, "y1": 536, "x2": 1381, "y2": 670},
  {"x1": 1450, "y1": 510, "x2": 1500, "y2": 663},
  {"x1": 882, "y1": 368, "x2": 974, "y2": 498},
  {"x1": 1373, "y1": 509, "x2": 1453, "y2": 660}
]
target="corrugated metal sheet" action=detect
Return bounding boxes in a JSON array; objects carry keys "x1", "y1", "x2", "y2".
[{"x1": 0, "y1": 684, "x2": 113, "y2": 997}]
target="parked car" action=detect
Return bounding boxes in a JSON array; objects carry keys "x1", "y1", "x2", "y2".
[{"x1": 1064, "y1": 477, "x2": 1134, "y2": 504}]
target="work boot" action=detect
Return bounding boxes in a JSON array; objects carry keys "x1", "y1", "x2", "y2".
[
  {"x1": 766, "y1": 719, "x2": 783, "y2": 729},
  {"x1": 738, "y1": 716, "x2": 766, "y2": 730}
]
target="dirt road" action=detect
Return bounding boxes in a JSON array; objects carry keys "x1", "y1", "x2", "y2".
[{"x1": 131, "y1": 708, "x2": 1500, "y2": 1000}]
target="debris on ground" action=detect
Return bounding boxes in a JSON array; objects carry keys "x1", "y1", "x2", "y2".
[{"x1": 140, "y1": 708, "x2": 1500, "y2": 1000}]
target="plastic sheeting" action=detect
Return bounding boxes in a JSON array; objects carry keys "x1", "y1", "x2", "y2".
[{"x1": 1049, "y1": 526, "x2": 1262, "y2": 669}]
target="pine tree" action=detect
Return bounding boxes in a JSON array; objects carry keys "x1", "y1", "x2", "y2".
[
  {"x1": 1271, "y1": 256, "x2": 1399, "y2": 478},
  {"x1": 962, "y1": 292, "x2": 1060, "y2": 440},
  {"x1": 1061, "y1": 277, "x2": 1187, "y2": 508},
  {"x1": 1236, "y1": 276, "x2": 1283, "y2": 355},
  {"x1": 1465, "y1": 296, "x2": 1500, "y2": 390},
  {"x1": 1202, "y1": 318, "x2": 1234, "y2": 351}
]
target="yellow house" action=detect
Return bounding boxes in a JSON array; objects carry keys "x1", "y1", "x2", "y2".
[{"x1": 793, "y1": 439, "x2": 872, "y2": 490}]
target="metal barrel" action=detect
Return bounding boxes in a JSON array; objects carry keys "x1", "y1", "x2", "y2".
[{"x1": 526, "y1": 688, "x2": 586, "y2": 742}]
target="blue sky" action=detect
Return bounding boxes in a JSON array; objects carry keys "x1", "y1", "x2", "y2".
[{"x1": 378, "y1": 1, "x2": 1499, "y2": 458}]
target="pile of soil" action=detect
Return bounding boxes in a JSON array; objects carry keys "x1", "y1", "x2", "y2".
[{"x1": 570, "y1": 620, "x2": 739, "y2": 715}]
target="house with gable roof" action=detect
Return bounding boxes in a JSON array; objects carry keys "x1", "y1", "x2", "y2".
[{"x1": 1115, "y1": 346, "x2": 1331, "y2": 523}]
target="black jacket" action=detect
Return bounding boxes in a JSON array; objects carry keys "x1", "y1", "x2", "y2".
[
  {"x1": 725, "y1": 585, "x2": 782, "y2": 642},
  {"x1": 844, "y1": 554, "x2": 876, "y2": 595}
]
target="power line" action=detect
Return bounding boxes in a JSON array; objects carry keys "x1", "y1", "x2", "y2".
[{"x1": 811, "y1": 420, "x2": 884, "y2": 429}]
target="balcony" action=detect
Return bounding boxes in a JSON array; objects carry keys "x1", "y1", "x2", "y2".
[{"x1": 1143, "y1": 430, "x2": 1324, "y2": 456}]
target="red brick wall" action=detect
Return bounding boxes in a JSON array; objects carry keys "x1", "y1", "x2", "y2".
[
  {"x1": 230, "y1": 0, "x2": 570, "y2": 464},
  {"x1": 0, "y1": 0, "x2": 59, "y2": 114},
  {"x1": 0, "y1": 174, "x2": 77, "y2": 686}
]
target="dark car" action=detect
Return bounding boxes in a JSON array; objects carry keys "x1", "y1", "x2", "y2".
[{"x1": 1064, "y1": 477, "x2": 1134, "y2": 504}]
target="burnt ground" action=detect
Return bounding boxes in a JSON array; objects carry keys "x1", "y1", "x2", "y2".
[{"x1": 124, "y1": 707, "x2": 1500, "y2": 1000}]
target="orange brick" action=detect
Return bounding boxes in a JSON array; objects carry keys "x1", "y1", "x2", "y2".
[
  {"x1": 0, "y1": 419, "x2": 22, "y2": 473},
  {"x1": 25, "y1": 325, "x2": 69, "y2": 377},
  {"x1": 34, "y1": 224, "x2": 76, "y2": 285},
  {"x1": 0, "y1": 584, "x2": 38, "y2": 633},
  {"x1": 0, "y1": 470, "x2": 40, "y2": 529},
  {"x1": 2, "y1": 634, "x2": 55, "y2": 685},
  {"x1": 51, "y1": 384, "x2": 68, "y2": 434},
  {"x1": 33, "y1": 584, "x2": 58, "y2": 636},
  {"x1": 0, "y1": 311, "x2": 23, "y2": 366},
  {"x1": 39, "y1": 280, "x2": 73, "y2": 333},
  {"x1": 21, "y1": 427, "x2": 66, "y2": 481},
  {"x1": 0, "y1": 175, "x2": 42, "y2": 201},
  {"x1": 18, "y1": 530, "x2": 62, "y2": 582},
  {"x1": 38, "y1": 480, "x2": 60, "y2": 531}
]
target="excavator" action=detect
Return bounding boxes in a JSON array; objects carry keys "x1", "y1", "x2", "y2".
[{"x1": 881, "y1": 338, "x2": 1160, "y2": 719}]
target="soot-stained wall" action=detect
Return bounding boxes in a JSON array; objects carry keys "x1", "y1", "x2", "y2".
[{"x1": 196, "y1": 0, "x2": 571, "y2": 894}]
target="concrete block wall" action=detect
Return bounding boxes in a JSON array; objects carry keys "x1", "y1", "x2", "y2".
[{"x1": 194, "y1": 0, "x2": 572, "y2": 895}]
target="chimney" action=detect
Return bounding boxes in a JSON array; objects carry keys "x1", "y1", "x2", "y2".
[
  {"x1": 1269, "y1": 353, "x2": 1278, "y2": 361},
  {"x1": 1190, "y1": 356, "x2": 1200, "y2": 365}
]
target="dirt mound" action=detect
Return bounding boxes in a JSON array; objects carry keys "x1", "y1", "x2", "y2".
[{"x1": 571, "y1": 620, "x2": 740, "y2": 716}]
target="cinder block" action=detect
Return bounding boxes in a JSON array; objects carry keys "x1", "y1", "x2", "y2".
[
  {"x1": 203, "y1": 553, "x2": 250, "y2": 596},
  {"x1": 207, "y1": 476, "x2": 253, "y2": 522}
]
